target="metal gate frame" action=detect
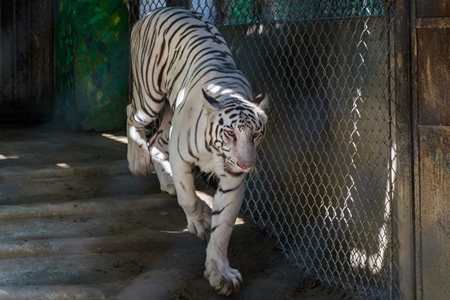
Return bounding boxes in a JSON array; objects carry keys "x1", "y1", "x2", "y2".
[{"x1": 394, "y1": 1, "x2": 415, "y2": 300}]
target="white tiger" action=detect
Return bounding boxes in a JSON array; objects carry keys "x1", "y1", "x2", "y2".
[{"x1": 126, "y1": 7, "x2": 268, "y2": 295}]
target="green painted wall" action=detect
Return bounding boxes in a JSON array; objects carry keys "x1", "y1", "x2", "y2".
[{"x1": 55, "y1": 0, "x2": 129, "y2": 130}]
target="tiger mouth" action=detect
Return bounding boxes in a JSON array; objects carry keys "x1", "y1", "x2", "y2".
[{"x1": 224, "y1": 167, "x2": 244, "y2": 177}]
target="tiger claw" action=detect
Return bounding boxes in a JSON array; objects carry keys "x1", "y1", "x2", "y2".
[
  {"x1": 186, "y1": 200, "x2": 211, "y2": 240},
  {"x1": 187, "y1": 219, "x2": 211, "y2": 241},
  {"x1": 160, "y1": 183, "x2": 176, "y2": 196},
  {"x1": 204, "y1": 260, "x2": 242, "y2": 295}
]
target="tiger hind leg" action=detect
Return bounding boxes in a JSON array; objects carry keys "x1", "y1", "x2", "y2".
[
  {"x1": 151, "y1": 147, "x2": 176, "y2": 195},
  {"x1": 126, "y1": 104, "x2": 153, "y2": 177},
  {"x1": 149, "y1": 103, "x2": 176, "y2": 196}
]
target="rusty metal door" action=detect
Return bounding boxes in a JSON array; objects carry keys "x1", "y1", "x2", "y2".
[
  {"x1": 0, "y1": 0, "x2": 54, "y2": 122},
  {"x1": 414, "y1": 0, "x2": 450, "y2": 299}
]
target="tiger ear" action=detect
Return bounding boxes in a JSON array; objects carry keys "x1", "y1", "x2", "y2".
[
  {"x1": 253, "y1": 92, "x2": 269, "y2": 125},
  {"x1": 202, "y1": 89, "x2": 221, "y2": 110},
  {"x1": 252, "y1": 92, "x2": 269, "y2": 109}
]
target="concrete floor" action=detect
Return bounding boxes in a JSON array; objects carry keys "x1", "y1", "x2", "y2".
[{"x1": 0, "y1": 123, "x2": 347, "y2": 300}]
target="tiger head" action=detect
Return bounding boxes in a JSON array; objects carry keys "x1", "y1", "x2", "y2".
[{"x1": 203, "y1": 89, "x2": 268, "y2": 177}]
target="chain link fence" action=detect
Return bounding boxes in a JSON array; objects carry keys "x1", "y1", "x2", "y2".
[{"x1": 125, "y1": 1, "x2": 398, "y2": 298}]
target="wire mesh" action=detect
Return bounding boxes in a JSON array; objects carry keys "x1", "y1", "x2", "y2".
[{"x1": 126, "y1": 1, "x2": 399, "y2": 298}]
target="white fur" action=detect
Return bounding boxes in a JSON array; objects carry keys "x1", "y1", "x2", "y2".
[
  {"x1": 150, "y1": 147, "x2": 176, "y2": 196},
  {"x1": 126, "y1": 104, "x2": 152, "y2": 177},
  {"x1": 126, "y1": 8, "x2": 268, "y2": 295}
]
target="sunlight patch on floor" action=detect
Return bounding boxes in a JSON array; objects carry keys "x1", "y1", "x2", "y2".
[
  {"x1": 195, "y1": 190, "x2": 213, "y2": 207},
  {"x1": 0, "y1": 154, "x2": 18, "y2": 160},
  {"x1": 160, "y1": 229, "x2": 189, "y2": 234},
  {"x1": 195, "y1": 190, "x2": 246, "y2": 225},
  {"x1": 56, "y1": 163, "x2": 71, "y2": 169},
  {"x1": 101, "y1": 133, "x2": 127, "y2": 144}
]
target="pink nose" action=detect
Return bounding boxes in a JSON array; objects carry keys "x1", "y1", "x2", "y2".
[{"x1": 237, "y1": 162, "x2": 252, "y2": 171}]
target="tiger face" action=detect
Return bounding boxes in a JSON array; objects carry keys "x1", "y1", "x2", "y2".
[{"x1": 203, "y1": 90, "x2": 268, "y2": 177}]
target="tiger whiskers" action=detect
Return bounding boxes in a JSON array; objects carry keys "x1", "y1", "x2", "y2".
[{"x1": 247, "y1": 160, "x2": 263, "y2": 178}]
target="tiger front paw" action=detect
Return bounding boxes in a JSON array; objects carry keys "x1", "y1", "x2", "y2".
[
  {"x1": 186, "y1": 200, "x2": 211, "y2": 241},
  {"x1": 204, "y1": 259, "x2": 242, "y2": 296},
  {"x1": 160, "y1": 183, "x2": 176, "y2": 196}
]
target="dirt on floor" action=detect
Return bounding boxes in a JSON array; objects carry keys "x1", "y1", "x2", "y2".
[{"x1": 0, "y1": 123, "x2": 348, "y2": 300}]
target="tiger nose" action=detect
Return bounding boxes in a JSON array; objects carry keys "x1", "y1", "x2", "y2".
[{"x1": 237, "y1": 162, "x2": 253, "y2": 171}]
